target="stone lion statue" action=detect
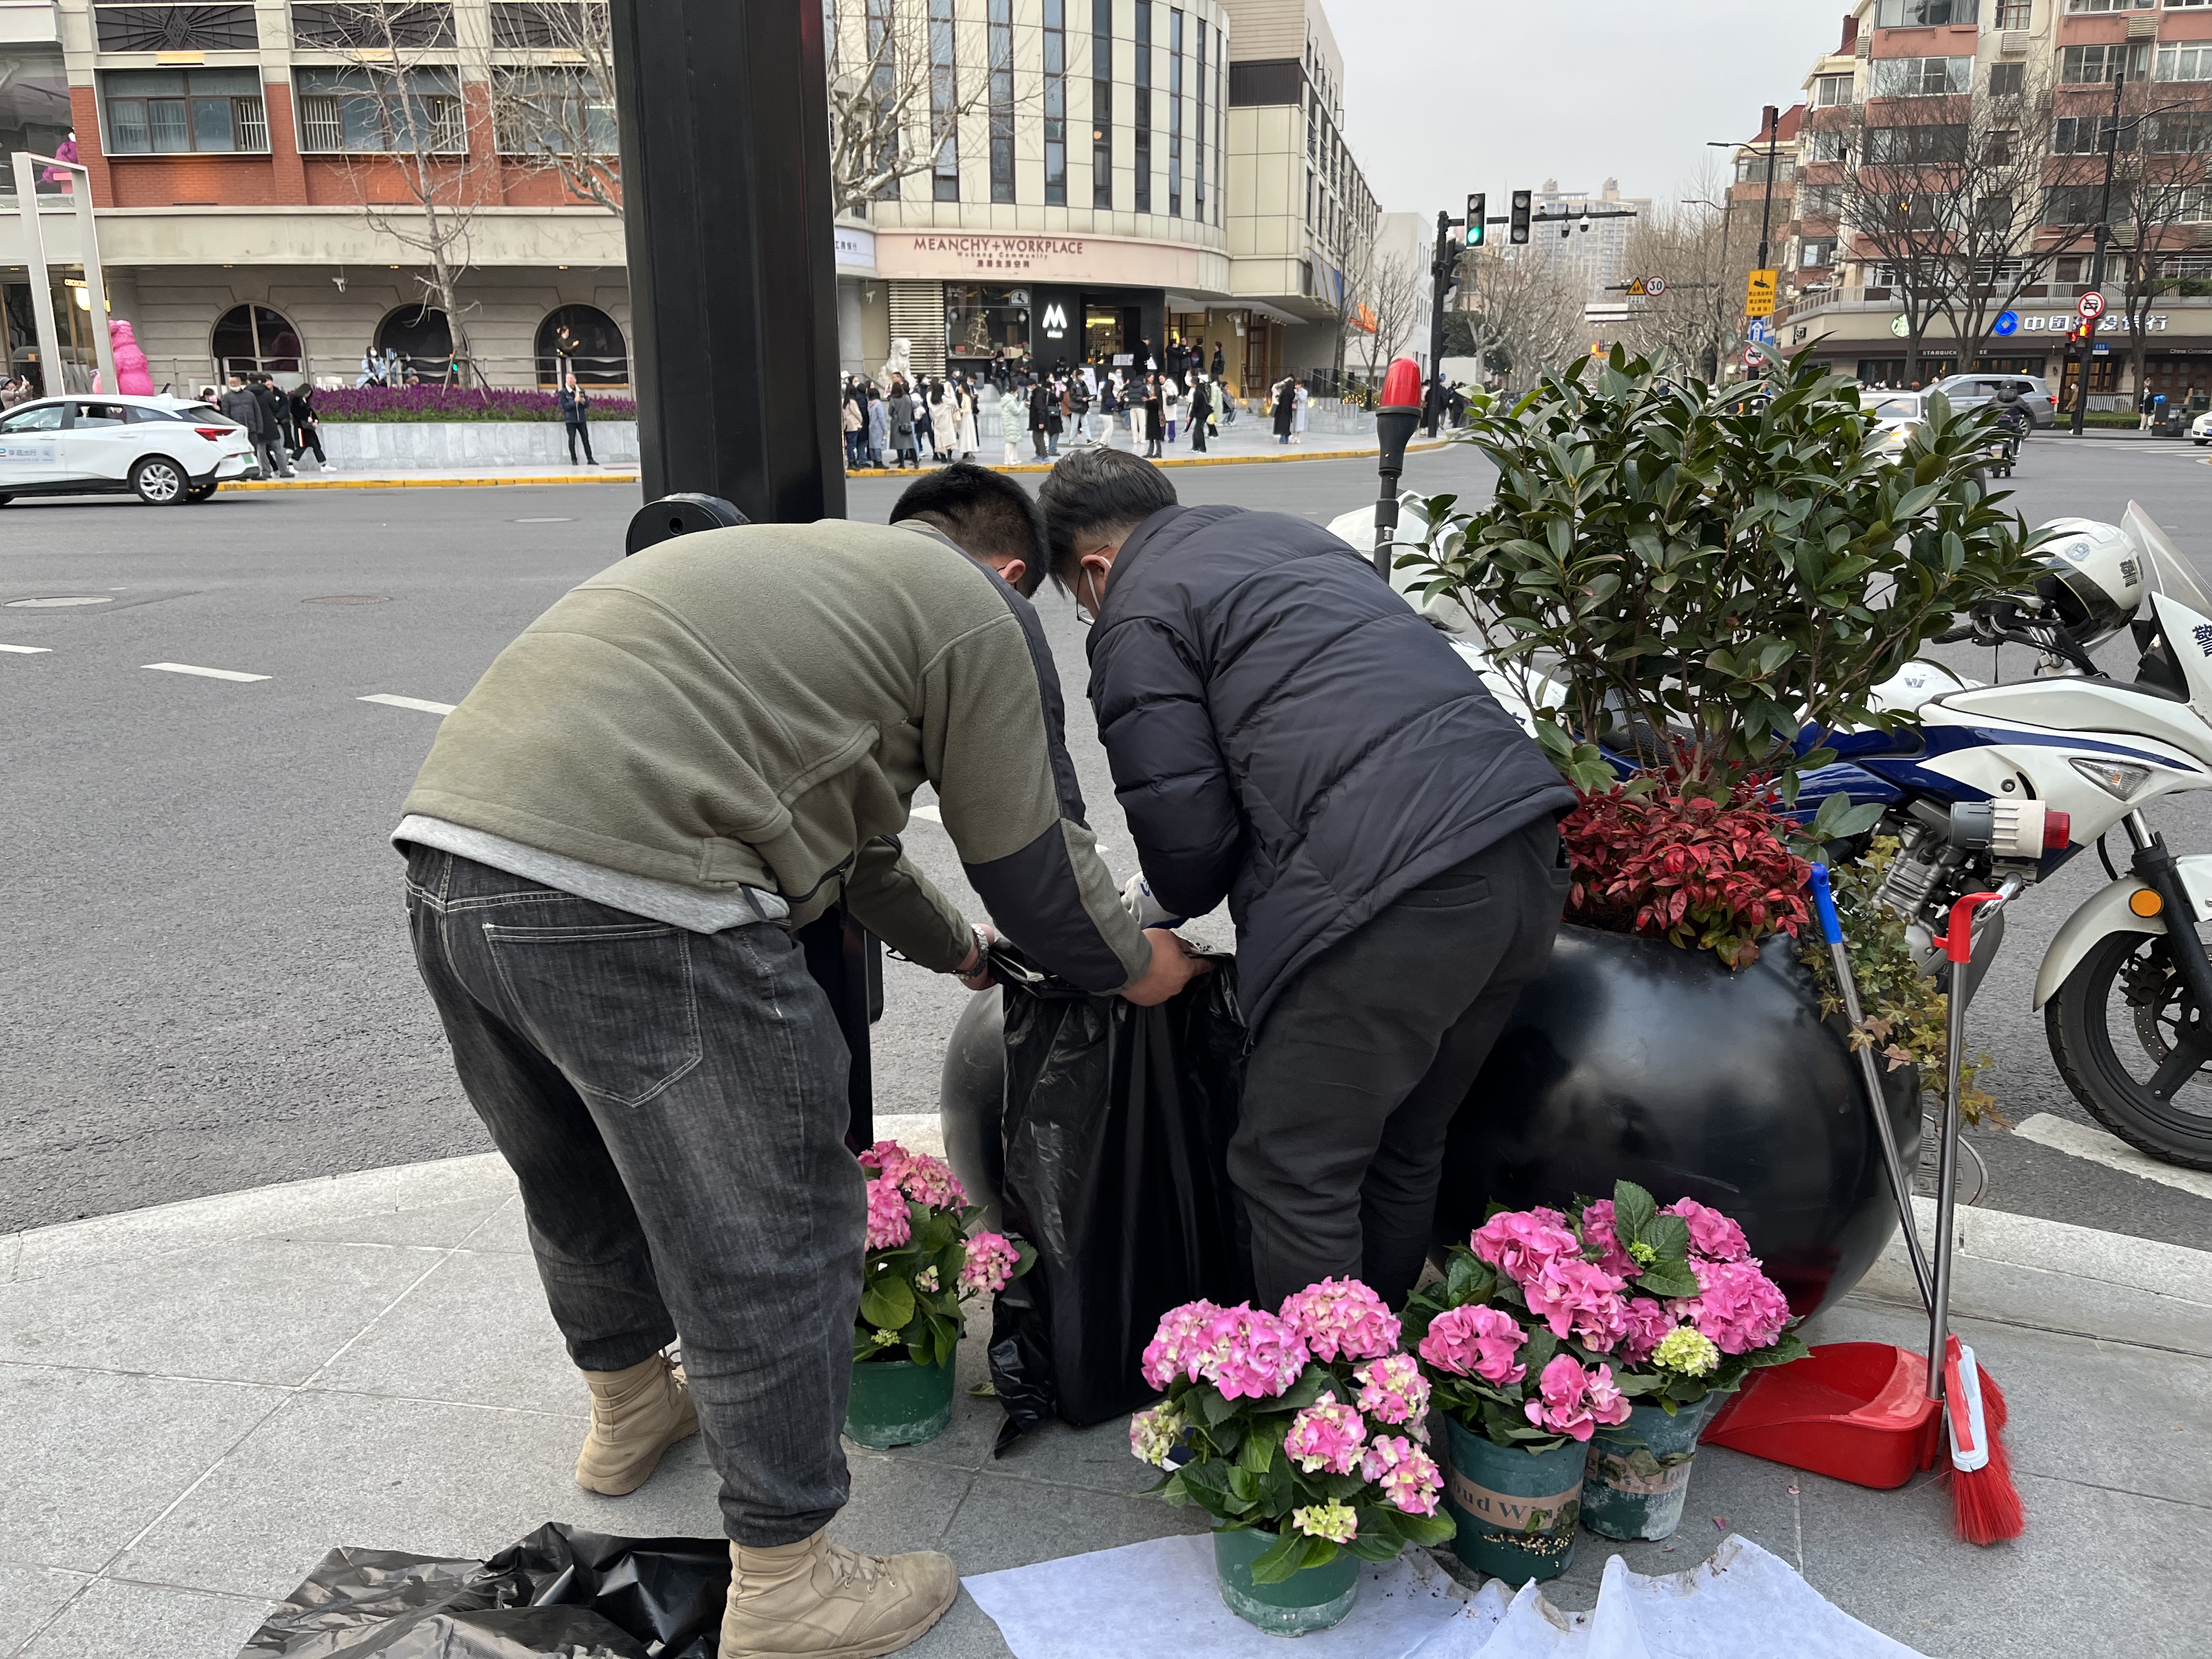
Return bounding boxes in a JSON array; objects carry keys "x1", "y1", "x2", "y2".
[{"x1": 878, "y1": 336, "x2": 913, "y2": 385}]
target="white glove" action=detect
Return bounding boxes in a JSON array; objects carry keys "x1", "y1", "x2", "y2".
[{"x1": 1120, "y1": 871, "x2": 1186, "y2": 930}]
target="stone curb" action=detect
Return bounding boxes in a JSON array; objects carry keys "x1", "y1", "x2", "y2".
[{"x1": 218, "y1": 473, "x2": 640, "y2": 491}]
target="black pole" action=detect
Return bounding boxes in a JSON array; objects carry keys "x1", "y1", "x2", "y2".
[
  {"x1": 608, "y1": 0, "x2": 846, "y2": 522},
  {"x1": 607, "y1": 0, "x2": 872, "y2": 1146},
  {"x1": 1426, "y1": 209, "x2": 1453, "y2": 437},
  {"x1": 2070, "y1": 72, "x2": 2128, "y2": 438},
  {"x1": 1756, "y1": 104, "x2": 1780, "y2": 272}
]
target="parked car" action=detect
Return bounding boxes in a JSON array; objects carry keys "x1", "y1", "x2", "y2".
[
  {"x1": 0, "y1": 394, "x2": 258, "y2": 506},
  {"x1": 1926, "y1": 373, "x2": 2058, "y2": 429},
  {"x1": 1865, "y1": 392, "x2": 1929, "y2": 459}
]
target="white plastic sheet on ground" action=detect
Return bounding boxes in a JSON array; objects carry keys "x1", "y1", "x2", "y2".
[{"x1": 960, "y1": 1533, "x2": 1927, "y2": 1659}]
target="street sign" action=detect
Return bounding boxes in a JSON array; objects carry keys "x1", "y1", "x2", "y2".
[
  {"x1": 1626, "y1": 277, "x2": 1649, "y2": 297},
  {"x1": 1747, "y1": 319, "x2": 1774, "y2": 345},
  {"x1": 2078, "y1": 290, "x2": 2106, "y2": 321},
  {"x1": 1995, "y1": 311, "x2": 2019, "y2": 337},
  {"x1": 1646, "y1": 276, "x2": 1667, "y2": 297},
  {"x1": 1745, "y1": 269, "x2": 1779, "y2": 319},
  {"x1": 2094, "y1": 342, "x2": 2112, "y2": 356}
]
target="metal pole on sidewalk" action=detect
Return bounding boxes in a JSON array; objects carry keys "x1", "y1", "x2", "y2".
[
  {"x1": 2070, "y1": 71, "x2": 2128, "y2": 438},
  {"x1": 10, "y1": 154, "x2": 63, "y2": 396}
]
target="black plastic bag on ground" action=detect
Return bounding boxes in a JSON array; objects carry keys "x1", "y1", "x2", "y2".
[
  {"x1": 988, "y1": 946, "x2": 1251, "y2": 1443},
  {"x1": 240, "y1": 1522, "x2": 727, "y2": 1659}
]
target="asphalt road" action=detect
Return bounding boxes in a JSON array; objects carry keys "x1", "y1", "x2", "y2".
[{"x1": 4, "y1": 433, "x2": 2210, "y2": 1257}]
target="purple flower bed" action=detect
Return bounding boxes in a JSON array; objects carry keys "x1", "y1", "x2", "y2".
[{"x1": 313, "y1": 385, "x2": 637, "y2": 423}]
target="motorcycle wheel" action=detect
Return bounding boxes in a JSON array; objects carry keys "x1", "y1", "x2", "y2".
[{"x1": 2046, "y1": 928, "x2": 2212, "y2": 1170}]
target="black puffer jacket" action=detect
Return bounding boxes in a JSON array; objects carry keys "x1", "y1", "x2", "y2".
[{"x1": 1086, "y1": 504, "x2": 1576, "y2": 1030}]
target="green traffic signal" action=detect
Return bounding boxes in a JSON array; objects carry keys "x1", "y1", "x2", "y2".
[{"x1": 1465, "y1": 193, "x2": 1486, "y2": 247}]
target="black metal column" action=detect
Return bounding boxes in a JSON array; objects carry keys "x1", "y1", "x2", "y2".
[{"x1": 608, "y1": 0, "x2": 846, "y2": 522}]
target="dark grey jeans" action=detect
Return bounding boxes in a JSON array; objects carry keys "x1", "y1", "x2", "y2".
[
  {"x1": 1230, "y1": 819, "x2": 1570, "y2": 1310},
  {"x1": 404, "y1": 846, "x2": 863, "y2": 1546}
]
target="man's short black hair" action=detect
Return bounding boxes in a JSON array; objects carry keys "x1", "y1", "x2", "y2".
[
  {"x1": 889, "y1": 462, "x2": 1048, "y2": 595},
  {"x1": 1036, "y1": 448, "x2": 1178, "y2": 590}
]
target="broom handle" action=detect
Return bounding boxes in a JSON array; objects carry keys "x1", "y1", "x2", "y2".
[
  {"x1": 1928, "y1": 888, "x2": 2013, "y2": 1398},
  {"x1": 1808, "y1": 865, "x2": 1934, "y2": 1307}
]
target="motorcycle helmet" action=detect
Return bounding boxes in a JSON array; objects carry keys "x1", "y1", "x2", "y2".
[{"x1": 2028, "y1": 517, "x2": 2147, "y2": 647}]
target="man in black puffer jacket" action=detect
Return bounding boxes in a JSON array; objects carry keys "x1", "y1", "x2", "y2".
[{"x1": 1039, "y1": 448, "x2": 1576, "y2": 1308}]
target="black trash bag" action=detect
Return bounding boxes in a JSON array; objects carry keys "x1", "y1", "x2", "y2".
[
  {"x1": 988, "y1": 945, "x2": 1251, "y2": 1445},
  {"x1": 240, "y1": 1522, "x2": 728, "y2": 1659}
]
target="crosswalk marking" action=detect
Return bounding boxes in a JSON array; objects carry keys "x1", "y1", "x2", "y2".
[
  {"x1": 0, "y1": 644, "x2": 52, "y2": 654},
  {"x1": 144, "y1": 662, "x2": 270, "y2": 682},
  {"x1": 2014, "y1": 1113, "x2": 2212, "y2": 1204},
  {"x1": 360, "y1": 693, "x2": 456, "y2": 716}
]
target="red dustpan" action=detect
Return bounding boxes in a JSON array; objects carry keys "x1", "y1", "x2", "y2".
[{"x1": 1703, "y1": 1341, "x2": 1941, "y2": 1489}]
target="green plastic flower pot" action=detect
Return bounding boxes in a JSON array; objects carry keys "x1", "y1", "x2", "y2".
[
  {"x1": 1581, "y1": 1396, "x2": 1721, "y2": 1541},
  {"x1": 844, "y1": 1356, "x2": 955, "y2": 1449},
  {"x1": 1441, "y1": 1416, "x2": 1583, "y2": 1584},
  {"x1": 1211, "y1": 1525, "x2": 1360, "y2": 1635}
]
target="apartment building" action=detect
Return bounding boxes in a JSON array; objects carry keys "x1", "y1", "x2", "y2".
[
  {"x1": 848, "y1": 0, "x2": 1379, "y2": 396},
  {"x1": 1773, "y1": 0, "x2": 2212, "y2": 404},
  {"x1": 0, "y1": 0, "x2": 628, "y2": 391},
  {"x1": 1525, "y1": 177, "x2": 1657, "y2": 307}
]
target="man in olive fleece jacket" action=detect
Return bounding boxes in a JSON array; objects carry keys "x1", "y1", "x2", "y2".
[{"x1": 396, "y1": 486, "x2": 1200, "y2": 1658}]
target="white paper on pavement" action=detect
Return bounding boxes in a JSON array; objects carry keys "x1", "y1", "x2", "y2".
[{"x1": 962, "y1": 1534, "x2": 1928, "y2": 1659}]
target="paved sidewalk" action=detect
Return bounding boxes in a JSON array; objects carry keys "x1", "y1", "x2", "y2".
[
  {"x1": 221, "y1": 465, "x2": 640, "y2": 492},
  {"x1": 2, "y1": 1118, "x2": 2205, "y2": 1658}
]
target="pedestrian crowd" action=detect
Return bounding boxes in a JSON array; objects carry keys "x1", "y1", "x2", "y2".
[
  {"x1": 206, "y1": 371, "x2": 329, "y2": 477},
  {"x1": 838, "y1": 336, "x2": 1330, "y2": 471}
]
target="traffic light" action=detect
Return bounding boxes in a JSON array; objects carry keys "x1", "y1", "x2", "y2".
[
  {"x1": 1510, "y1": 190, "x2": 1532, "y2": 245},
  {"x1": 1465, "y1": 193, "x2": 1486, "y2": 247}
]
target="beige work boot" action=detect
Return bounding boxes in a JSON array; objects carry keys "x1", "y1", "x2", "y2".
[
  {"x1": 720, "y1": 1528, "x2": 957, "y2": 1659},
  {"x1": 574, "y1": 1353, "x2": 699, "y2": 1496}
]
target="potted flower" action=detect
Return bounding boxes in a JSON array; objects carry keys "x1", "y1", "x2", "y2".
[
  {"x1": 1406, "y1": 1182, "x2": 1807, "y2": 1573},
  {"x1": 1400, "y1": 351, "x2": 2044, "y2": 1315},
  {"x1": 1130, "y1": 1279, "x2": 1456, "y2": 1635},
  {"x1": 849, "y1": 1139, "x2": 1032, "y2": 1449}
]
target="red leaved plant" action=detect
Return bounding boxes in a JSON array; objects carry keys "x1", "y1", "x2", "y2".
[{"x1": 1562, "y1": 780, "x2": 1812, "y2": 968}]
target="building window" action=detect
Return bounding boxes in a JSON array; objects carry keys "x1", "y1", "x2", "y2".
[
  {"x1": 1871, "y1": 57, "x2": 1973, "y2": 98},
  {"x1": 93, "y1": 4, "x2": 258, "y2": 52},
  {"x1": 290, "y1": 2, "x2": 455, "y2": 49},
  {"x1": 946, "y1": 284, "x2": 1031, "y2": 362},
  {"x1": 1167, "y1": 9, "x2": 1182, "y2": 216},
  {"x1": 1213, "y1": 25, "x2": 1222, "y2": 227},
  {"x1": 988, "y1": 0, "x2": 1014, "y2": 203},
  {"x1": 295, "y1": 67, "x2": 464, "y2": 153},
  {"x1": 1994, "y1": 0, "x2": 2032, "y2": 22},
  {"x1": 866, "y1": 0, "x2": 895, "y2": 201},
  {"x1": 493, "y1": 67, "x2": 616, "y2": 155},
  {"x1": 1799, "y1": 182, "x2": 1844, "y2": 217},
  {"x1": 1132, "y1": 0, "x2": 1150, "y2": 212},
  {"x1": 1799, "y1": 239, "x2": 1837, "y2": 269},
  {"x1": 103, "y1": 68, "x2": 267, "y2": 154},
  {"x1": 1813, "y1": 74, "x2": 1853, "y2": 108},
  {"x1": 0, "y1": 46, "x2": 70, "y2": 194},
  {"x1": 375, "y1": 303, "x2": 453, "y2": 375},
  {"x1": 1193, "y1": 18, "x2": 1204, "y2": 221},
  {"x1": 1874, "y1": 0, "x2": 1977, "y2": 22},
  {"x1": 2044, "y1": 183, "x2": 2130, "y2": 223},
  {"x1": 2158, "y1": 45, "x2": 2212, "y2": 83},
  {"x1": 1864, "y1": 123, "x2": 1969, "y2": 163},
  {"x1": 929, "y1": 0, "x2": 958, "y2": 201},
  {"x1": 1804, "y1": 127, "x2": 1849, "y2": 162},
  {"x1": 1092, "y1": 0, "x2": 1111, "y2": 208},
  {"x1": 1987, "y1": 61, "x2": 2025, "y2": 98},
  {"x1": 1043, "y1": 0, "x2": 1066, "y2": 205},
  {"x1": 2053, "y1": 114, "x2": 2135, "y2": 155},
  {"x1": 488, "y1": 1, "x2": 607, "y2": 50},
  {"x1": 2147, "y1": 110, "x2": 2212, "y2": 153},
  {"x1": 210, "y1": 304, "x2": 300, "y2": 375},
  {"x1": 1734, "y1": 152, "x2": 1795, "y2": 183},
  {"x1": 2061, "y1": 43, "x2": 2148, "y2": 84},
  {"x1": 535, "y1": 303, "x2": 627, "y2": 386},
  {"x1": 2065, "y1": 0, "x2": 2153, "y2": 11}
]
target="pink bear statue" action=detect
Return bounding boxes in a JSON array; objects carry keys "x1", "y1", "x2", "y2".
[{"x1": 110, "y1": 318, "x2": 154, "y2": 395}]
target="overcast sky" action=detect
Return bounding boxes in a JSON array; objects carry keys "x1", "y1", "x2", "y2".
[{"x1": 1340, "y1": 0, "x2": 1850, "y2": 219}]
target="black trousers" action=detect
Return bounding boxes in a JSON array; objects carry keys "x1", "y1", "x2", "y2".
[
  {"x1": 566, "y1": 419, "x2": 595, "y2": 464},
  {"x1": 1228, "y1": 819, "x2": 1568, "y2": 1310}
]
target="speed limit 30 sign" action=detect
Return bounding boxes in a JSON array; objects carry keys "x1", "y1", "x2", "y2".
[{"x1": 2078, "y1": 290, "x2": 2107, "y2": 321}]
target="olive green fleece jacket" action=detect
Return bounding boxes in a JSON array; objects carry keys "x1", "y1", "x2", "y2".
[{"x1": 401, "y1": 518, "x2": 1150, "y2": 991}]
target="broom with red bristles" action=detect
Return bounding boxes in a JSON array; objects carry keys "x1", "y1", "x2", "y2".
[{"x1": 1930, "y1": 896, "x2": 2026, "y2": 1544}]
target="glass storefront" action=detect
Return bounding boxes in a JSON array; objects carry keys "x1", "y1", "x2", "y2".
[
  {"x1": 0, "y1": 47, "x2": 73, "y2": 196},
  {"x1": 946, "y1": 285, "x2": 1031, "y2": 364}
]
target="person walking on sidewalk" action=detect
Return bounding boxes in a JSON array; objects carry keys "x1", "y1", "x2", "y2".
[
  {"x1": 1188, "y1": 375, "x2": 1211, "y2": 454},
  {"x1": 249, "y1": 373, "x2": 297, "y2": 476},
  {"x1": 1292, "y1": 379, "x2": 1309, "y2": 444},
  {"x1": 561, "y1": 375, "x2": 597, "y2": 466},
  {"x1": 395, "y1": 465, "x2": 1204, "y2": 1658},
  {"x1": 1141, "y1": 373, "x2": 1165, "y2": 458},
  {"x1": 1271, "y1": 377, "x2": 1295, "y2": 445},
  {"x1": 287, "y1": 381, "x2": 331, "y2": 472},
  {"x1": 1037, "y1": 447, "x2": 1576, "y2": 1311},
  {"x1": 221, "y1": 374, "x2": 280, "y2": 478},
  {"x1": 840, "y1": 390, "x2": 864, "y2": 469},
  {"x1": 1000, "y1": 381, "x2": 1025, "y2": 464}
]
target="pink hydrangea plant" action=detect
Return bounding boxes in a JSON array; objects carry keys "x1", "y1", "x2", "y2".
[
  {"x1": 1519, "y1": 1255, "x2": 1630, "y2": 1351},
  {"x1": 1681, "y1": 1258, "x2": 1791, "y2": 1353},
  {"x1": 1140, "y1": 1299, "x2": 1224, "y2": 1390},
  {"x1": 1278, "y1": 1277, "x2": 1402, "y2": 1363},
  {"x1": 1666, "y1": 1198, "x2": 1751, "y2": 1263},
  {"x1": 1579, "y1": 1199, "x2": 1641, "y2": 1278},
  {"x1": 1360, "y1": 1434, "x2": 1444, "y2": 1516},
  {"x1": 1523, "y1": 1353, "x2": 1633, "y2": 1442},
  {"x1": 1283, "y1": 1401, "x2": 1367, "y2": 1475},
  {"x1": 1352, "y1": 1352, "x2": 1431, "y2": 1432},
  {"x1": 1469, "y1": 1207, "x2": 1582, "y2": 1286},
  {"x1": 1616, "y1": 1295, "x2": 1678, "y2": 1366},
  {"x1": 864, "y1": 1177, "x2": 911, "y2": 1250},
  {"x1": 958, "y1": 1232, "x2": 1021, "y2": 1296},
  {"x1": 1418, "y1": 1304, "x2": 1528, "y2": 1386},
  {"x1": 1200, "y1": 1305, "x2": 1312, "y2": 1401}
]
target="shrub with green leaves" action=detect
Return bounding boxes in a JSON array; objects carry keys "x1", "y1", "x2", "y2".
[{"x1": 1397, "y1": 349, "x2": 2047, "y2": 800}]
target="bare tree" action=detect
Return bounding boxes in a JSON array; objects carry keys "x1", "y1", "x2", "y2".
[
  {"x1": 296, "y1": 2, "x2": 491, "y2": 380},
  {"x1": 1355, "y1": 250, "x2": 1427, "y2": 386},
  {"x1": 1448, "y1": 244, "x2": 1585, "y2": 394},
  {"x1": 825, "y1": 0, "x2": 1009, "y2": 218},
  {"x1": 2093, "y1": 82, "x2": 2212, "y2": 407},
  {"x1": 1613, "y1": 185, "x2": 1752, "y2": 380},
  {"x1": 488, "y1": 0, "x2": 619, "y2": 217}
]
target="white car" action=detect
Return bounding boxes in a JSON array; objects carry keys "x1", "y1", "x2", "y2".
[
  {"x1": 0, "y1": 393, "x2": 259, "y2": 506},
  {"x1": 2192, "y1": 410, "x2": 2212, "y2": 446},
  {"x1": 1865, "y1": 392, "x2": 1928, "y2": 459}
]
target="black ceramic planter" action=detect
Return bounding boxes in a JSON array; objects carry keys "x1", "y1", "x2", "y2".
[{"x1": 1440, "y1": 924, "x2": 1920, "y2": 1318}]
